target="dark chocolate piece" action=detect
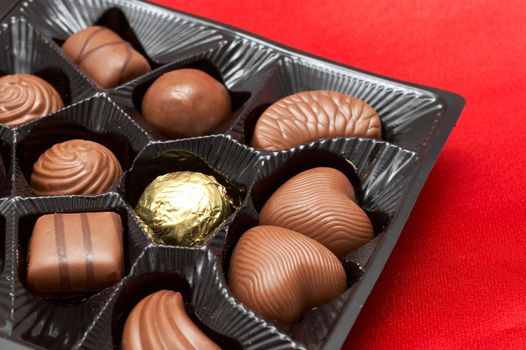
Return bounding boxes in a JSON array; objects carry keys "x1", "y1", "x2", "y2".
[
  {"x1": 259, "y1": 167, "x2": 373, "y2": 258},
  {"x1": 0, "y1": 74, "x2": 63, "y2": 127},
  {"x1": 122, "y1": 290, "x2": 220, "y2": 350},
  {"x1": 62, "y1": 26, "x2": 151, "y2": 89},
  {"x1": 229, "y1": 225, "x2": 346, "y2": 324},
  {"x1": 30, "y1": 139, "x2": 123, "y2": 196},
  {"x1": 141, "y1": 69, "x2": 231, "y2": 138},
  {"x1": 27, "y1": 212, "x2": 124, "y2": 295},
  {"x1": 251, "y1": 90, "x2": 382, "y2": 150}
]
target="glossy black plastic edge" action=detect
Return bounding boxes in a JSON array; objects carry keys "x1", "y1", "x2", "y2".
[{"x1": 0, "y1": 1, "x2": 466, "y2": 349}]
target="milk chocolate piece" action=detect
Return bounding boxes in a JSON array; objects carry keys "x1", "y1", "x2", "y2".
[
  {"x1": 135, "y1": 172, "x2": 232, "y2": 246},
  {"x1": 62, "y1": 26, "x2": 151, "y2": 89},
  {"x1": 0, "y1": 74, "x2": 63, "y2": 127},
  {"x1": 260, "y1": 167, "x2": 373, "y2": 258},
  {"x1": 122, "y1": 290, "x2": 220, "y2": 350},
  {"x1": 141, "y1": 69, "x2": 231, "y2": 138},
  {"x1": 30, "y1": 139, "x2": 123, "y2": 196},
  {"x1": 252, "y1": 90, "x2": 382, "y2": 150},
  {"x1": 229, "y1": 225, "x2": 346, "y2": 324},
  {"x1": 27, "y1": 212, "x2": 124, "y2": 295}
]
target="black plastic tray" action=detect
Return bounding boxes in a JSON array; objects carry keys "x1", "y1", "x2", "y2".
[{"x1": 0, "y1": 1, "x2": 464, "y2": 349}]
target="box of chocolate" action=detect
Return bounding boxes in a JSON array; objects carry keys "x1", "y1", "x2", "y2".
[{"x1": 0, "y1": 0, "x2": 465, "y2": 349}]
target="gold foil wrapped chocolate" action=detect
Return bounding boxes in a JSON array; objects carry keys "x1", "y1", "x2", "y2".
[{"x1": 135, "y1": 171, "x2": 233, "y2": 246}]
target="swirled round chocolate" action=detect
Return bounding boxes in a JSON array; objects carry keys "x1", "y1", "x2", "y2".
[
  {"x1": 135, "y1": 171, "x2": 232, "y2": 246},
  {"x1": 30, "y1": 139, "x2": 123, "y2": 196},
  {"x1": 260, "y1": 167, "x2": 373, "y2": 258},
  {"x1": 122, "y1": 290, "x2": 220, "y2": 350},
  {"x1": 0, "y1": 74, "x2": 63, "y2": 127},
  {"x1": 251, "y1": 90, "x2": 382, "y2": 150},
  {"x1": 229, "y1": 225, "x2": 346, "y2": 324},
  {"x1": 141, "y1": 69, "x2": 231, "y2": 138},
  {"x1": 62, "y1": 26, "x2": 151, "y2": 89}
]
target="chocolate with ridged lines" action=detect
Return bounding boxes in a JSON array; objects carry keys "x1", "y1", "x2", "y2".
[
  {"x1": 122, "y1": 290, "x2": 220, "y2": 350},
  {"x1": 62, "y1": 26, "x2": 151, "y2": 89},
  {"x1": 251, "y1": 90, "x2": 382, "y2": 150},
  {"x1": 30, "y1": 139, "x2": 123, "y2": 196},
  {"x1": 0, "y1": 74, "x2": 63, "y2": 127},
  {"x1": 229, "y1": 225, "x2": 346, "y2": 324},
  {"x1": 260, "y1": 167, "x2": 373, "y2": 258}
]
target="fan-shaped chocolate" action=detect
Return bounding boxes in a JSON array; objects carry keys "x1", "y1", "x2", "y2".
[
  {"x1": 260, "y1": 167, "x2": 373, "y2": 258},
  {"x1": 122, "y1": 290, "x2": 220, "y2": 350},
  {"x1": 229, "y1": 225, "x2": 346, "y2": 324},
  {"x1": 251, "y1": 90, "x2": 382, "y2": 150},
  {"x1": 30, "y1": 139, "x2": 123, "y2": 196},
  {"x1": 62, "y1": 26, "x2": 151, "y2": 89},
  {"x1": 0, "y1": 74, "x2": 63, "y2": 127},
  {"x1": 141, "y1": 69, "x2": 231, "y2": 138}
]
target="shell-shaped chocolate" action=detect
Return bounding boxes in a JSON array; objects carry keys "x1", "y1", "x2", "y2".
[
  {"x1": 0, "y1": 74, "x2": 63, "y2": 127},
  {"x1": 259, "y1": 167, "x2": 373, "y2": 258},
  {"x1": 62, "y1": 26, "x2": 151, "y2": 89},
  {"x1": 122, "y1": 290, "x2": 220, "y2": 350},
  {"x1": 251, "y1": 90, "x2": 382, "y2": 150},
  {"x1": 30, "y1": 139, "x2": 123, "y2": 196},
  {"x1": 229, "y1": 225, "x2": 346, "y2": 324}
]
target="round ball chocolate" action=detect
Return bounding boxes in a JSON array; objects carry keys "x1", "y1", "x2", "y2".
[
  {"x1": 135, "y1": 171, "x2": 232, "y2": 246},
  {"x1": 31, "y1": 139, "x2": 123, "y2": 196},
  {"x1": 141, "y1": 69, "x2": 231, "y2": 138},
  {"x1": 0, "y1": 74, "x2": 63, "y2": 127}
]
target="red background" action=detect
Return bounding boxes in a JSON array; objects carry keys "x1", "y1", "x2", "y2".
[{"x1": 151, "y1": 1, "x2": 526, "y2": 349}]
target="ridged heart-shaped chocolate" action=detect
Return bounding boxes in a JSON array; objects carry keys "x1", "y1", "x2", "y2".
[
  {"x1": 122, "y1": 290, "x2": 219, "y2": 350},
  {"x1": 260, "y1": 167, "x2": 373, "y2": 258},
  {"x1": 229, "y1": 225, "x2": 346, "y2": 324},
  {"x1": 251, "y1": 90, "x2": 382, "y2": 150}
]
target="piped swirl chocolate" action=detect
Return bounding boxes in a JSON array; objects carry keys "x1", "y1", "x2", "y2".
[
  {"x1": 122, "y1": 290, "x2": 220, "y2": 350},
  {"x1": 229, "y1": 225, "x2": 346, "y2": 324},
  {"x1": 27, "y1": 212, "x2": 124, "y2": 295},
  {"x1": 62, "y1": 26, "x2": 151, "y2": 89},
  {"x1": 30, "y1": 139, "x2": 123, "y2": 196},
  {"x1": 252, "y1": 90, "x2": 382, "y2": 150},
  {"x1": 260, "y1": 167, "x2": 373, "y2": 258},
  {"x1": 0, "y1": 74, "x2": 63, "y2": 127}
]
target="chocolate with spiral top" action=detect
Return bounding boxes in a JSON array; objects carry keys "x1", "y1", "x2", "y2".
[
  {"x1": 0, "y1": 74, "x2": 63, "y2": 127},
  {"x1": 62, "y1": 26, "x2": 151, "y2": 89},
  {"x1": 31, "y1": 139, "x2": 123, "y2": 196}
]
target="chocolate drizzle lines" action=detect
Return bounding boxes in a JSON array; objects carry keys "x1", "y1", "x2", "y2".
[
  {"x1": 73, "y1": 26, "x2": 135, "y2": 85},
  {"x1": 75, "y1": 26, "x2": 105, "y2": 63},
  {"x1": 54, "y1": 214, "x2": 70, "y2": 291},
  {"x1": 80, "y1": 213, "x2": 95, "y2": 290}
]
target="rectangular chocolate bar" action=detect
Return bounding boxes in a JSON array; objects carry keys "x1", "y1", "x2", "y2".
[{"x1": 27, "y1": 212, "x2": 124, "y2": 295}]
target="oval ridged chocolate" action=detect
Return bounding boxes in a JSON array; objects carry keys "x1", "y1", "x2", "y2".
[
  {"x1": 229, "y1": 225, "x2": 346, "y2": 324},
  {"x1": 259, "y1": 167, "x2": 373, "y2": 258},
  {"x1": 122, "y1": 290, "x2": 220, "y2": 350},
  {"x1": 0, "y1": 74, "x2": 63, "y2": 127},
  {"x1": 251, "y1": 90, "x2": 382, "y2": 150},
  {"x1": 62, "y1": 26, "x2": 151, "y2": 89},
  {"x1": 30, "y1": 139, "x2": 123, "y2": 196}
]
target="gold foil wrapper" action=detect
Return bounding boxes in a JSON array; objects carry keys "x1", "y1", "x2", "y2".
[{"x1": 135, "y1": 171, "x2": 232, "y2": 246}]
